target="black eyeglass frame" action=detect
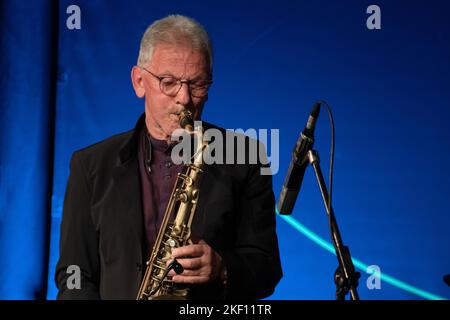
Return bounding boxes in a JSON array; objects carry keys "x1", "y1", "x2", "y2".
[{"x1": 139, "y1": 66, "x2": 213, "y2": 98}]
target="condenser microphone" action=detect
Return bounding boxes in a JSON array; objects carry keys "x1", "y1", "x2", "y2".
[{"x1": 277, "y1": 102, "x2": 321, "y2": 215}]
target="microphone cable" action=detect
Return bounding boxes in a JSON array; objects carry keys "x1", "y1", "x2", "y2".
[{"x1": 315, "y1": 100, "x2": 335, "y2": 215}]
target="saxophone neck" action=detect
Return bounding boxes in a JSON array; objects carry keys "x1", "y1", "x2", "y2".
[{"x1": 178, "y1": 110, "x2": 207, "y2": 166}]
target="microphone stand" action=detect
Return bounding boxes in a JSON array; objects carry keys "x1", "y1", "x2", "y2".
[{"x1": 307, "y1": 149, "x2": 361, "y2": 300}]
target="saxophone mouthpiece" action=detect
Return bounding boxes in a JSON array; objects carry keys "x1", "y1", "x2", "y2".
[{"x1": 179, "y1": 110, "x2": 194, "y2": 132}]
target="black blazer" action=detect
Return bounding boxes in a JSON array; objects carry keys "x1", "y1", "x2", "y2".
[{"x1": 55, "y1": 114, "x2": 283, "y2": 299}]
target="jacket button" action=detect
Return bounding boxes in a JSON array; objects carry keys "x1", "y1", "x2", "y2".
[{"x1": 136, "y1": 263, "x2": 142, "y2": 271}]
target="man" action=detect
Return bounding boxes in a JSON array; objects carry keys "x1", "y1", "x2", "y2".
[{"x1": 55, "y1": 14, "x2": 282, "y2": 300}]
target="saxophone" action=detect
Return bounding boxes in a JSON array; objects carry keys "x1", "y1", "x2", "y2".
[{"x1": 137, "y1": 110, "x2": 207, "y2": 300}]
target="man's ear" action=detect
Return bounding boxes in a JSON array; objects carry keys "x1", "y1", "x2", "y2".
[{"x1": 131, "y1": 66, "x2": 145, "y2": 98}]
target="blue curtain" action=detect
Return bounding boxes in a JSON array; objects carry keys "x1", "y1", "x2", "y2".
[{"x1": 0, "y1": 1, "x2": 58, "y2": 299}]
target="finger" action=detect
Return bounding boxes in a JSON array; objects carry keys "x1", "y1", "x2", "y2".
[
  {"x1": 169, "y1": 268, "x2": 198, "y2": 277},
  {"x1": 176, "y1": 257, "x2": 203, "y2": 270},
  {"x1": 171, "y1": 244, "x2": 205, "y2": 258},
  {"x1": 171, "y1": 275, "x2": 209, "y2": 284}
]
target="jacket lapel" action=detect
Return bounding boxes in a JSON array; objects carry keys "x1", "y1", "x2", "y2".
[
  {"x1": 111, "y1": 159, "x2": 145, "y2": 252},
  {"x1": 110, "y1": 114, "x2": 147, "y2": 258}
]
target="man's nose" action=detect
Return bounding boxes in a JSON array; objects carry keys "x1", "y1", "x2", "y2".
[{"x1": 175, "y1": 82, "x2": 192, "y2": 106}]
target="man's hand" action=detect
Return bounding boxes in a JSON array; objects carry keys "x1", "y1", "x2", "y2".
[{"x1": 168, "y1": 240, "x2": 224, "y2": 284}]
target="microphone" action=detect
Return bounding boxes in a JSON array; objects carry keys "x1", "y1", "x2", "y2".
[{"x1": 277, "y1": 102, "x2": 321, "y2": 215}]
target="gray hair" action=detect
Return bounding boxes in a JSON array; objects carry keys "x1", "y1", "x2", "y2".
[{"x1": 137, "y1": 15, "x2": 213, "y2": 74}]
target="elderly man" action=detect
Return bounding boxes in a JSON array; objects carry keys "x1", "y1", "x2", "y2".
[{"x1": 55, "y1": 14, "x2": 282, "y2": 300}]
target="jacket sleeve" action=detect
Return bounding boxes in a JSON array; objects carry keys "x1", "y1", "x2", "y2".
[
  {"x1": 221, "y1": 147, "x2": 283, "y2": 299},
  {"x1": 55, "y1": 152, "x2": 101, "y2": 299}
]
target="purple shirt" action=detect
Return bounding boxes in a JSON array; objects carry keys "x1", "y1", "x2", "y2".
[{"x1": 138, "y1": 128, "x2": 184, "y2": 256}]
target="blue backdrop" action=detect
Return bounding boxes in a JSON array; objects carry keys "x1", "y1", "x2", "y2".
[{"x1": 0, "y1": 0, "x2": 449, "y2": 300}]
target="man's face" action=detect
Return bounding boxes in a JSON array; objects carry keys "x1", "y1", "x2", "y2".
[{"x1": 133, "y1": 43, "x2": 210, "y2": 140}]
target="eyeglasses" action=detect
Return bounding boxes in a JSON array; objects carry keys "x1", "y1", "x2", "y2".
[{"x1": 140, "y1": 66, "x2": 212, "y2": 98}]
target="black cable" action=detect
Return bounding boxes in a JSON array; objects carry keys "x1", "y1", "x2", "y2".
[
  {"x1": 314, "y1": 100, "x2": 336, "y2": 242},
  {"x1": 316, "y1": 100, "x2": 349, "y2": 298},
  {"x1": 316, "y1": 100, "x2": 335, "y2": 212},
  {"x1": 317, "y1": 100, "x2": 360, "y2": 300}
]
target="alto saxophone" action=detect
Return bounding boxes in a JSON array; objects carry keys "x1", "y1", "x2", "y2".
[{"x1": 137, "y1": 110, "x2": 207, "y2": 300}]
